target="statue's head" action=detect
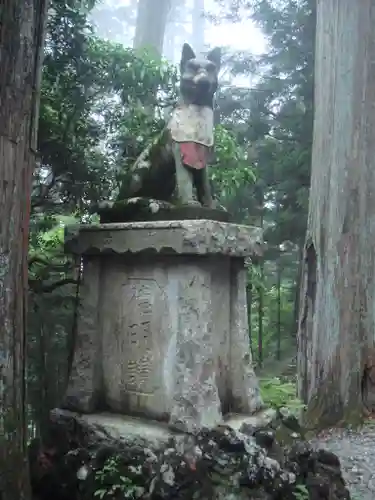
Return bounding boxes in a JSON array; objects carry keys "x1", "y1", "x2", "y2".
[{"x1": 179, "y1": 43, "x2": 221, "y2": 107}]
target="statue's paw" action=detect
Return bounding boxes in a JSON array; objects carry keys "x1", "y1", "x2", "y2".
[
  {"x1": 97, "y1": 201, "x2": 114, "y2": 210},
  {"x1": 179, "y1": 199, "x2": 201, "y2": 207},
  {"x1": 201, "y1": 198, "x2": 216, "y2": 209}
]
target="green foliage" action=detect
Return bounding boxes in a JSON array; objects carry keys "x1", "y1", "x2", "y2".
[
  {"x1": 39, "y1": 0, "x2": 180, "y2": 211},
  {"x1": 216, "y1": 0, "x2": 315, "y2": 247},
  {"x1": 212, "y1": 0, "x2": 315, "y2": 369},
  {"x1": 259, "y1": 377, "x2": 305, "y2": 414},
  {"x1": 211, "y1": 125, "x2": 256, "y2": 202},
  {"x1": 94, "y1": 456, "x2": 137, "y2": 499},
  {"x1": 293, "y1": 484, "x2": 309, "y2": 500},
  {"x1": 250, "y1": 261, "x2": 296, "y2": 362},
  {"x1": 27, "y1": 214, "x2": 79, "y2": 433},
  {"x1": 251, "y1": 298, "x2": 294, "y2": 357}
]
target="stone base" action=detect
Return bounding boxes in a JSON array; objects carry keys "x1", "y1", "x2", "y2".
[
  {"x1": 63, "y1": 220, "x2": 263, "y2": 432},
  {"x1": 96, "y1": 197, "x2": 232, "y2": 223},
  {"x1": 28, "y1": 408, "x2": 351, "y2": 500},
  {"x1": 49, "y1": 408, "x2": 280, "y2": 451}
]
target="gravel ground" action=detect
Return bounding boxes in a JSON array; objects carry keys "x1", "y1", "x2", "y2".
[{"x1": 310, "y1": 424, "x2": 375, "y2": 500}]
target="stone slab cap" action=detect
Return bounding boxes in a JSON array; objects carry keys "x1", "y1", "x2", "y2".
[
  {"x1": 50, "y1": 408, "x2": 277, "y2": 450},
  {"x1": 65, "y1": 220, "x2": 263, "y2": 257}
]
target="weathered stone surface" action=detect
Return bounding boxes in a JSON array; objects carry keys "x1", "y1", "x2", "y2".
[
  {"x1": 168, "y1": 263, "x2": 223, "y2": 432},
  {"x1": 64, "y1": 220, "x2": 263, "y2": 257},
  {"x1": 229, "y1": 260, "x2": 262, "y2": 414},
  {"x1": 63, "y1": 220, "x2": 263, "y2": 431},
  {"x1": 101, "y1": 265, "x2": 170, "y2": 419},
  {"x1": 96, "y1": 197, "x2": 232, "y2": 223},
  {"x1": 63, "y1": 257, "x2": 102, "y2": 413},
  {"x1": 29, "y1": 408, "x2": 351, "y2": 500}
]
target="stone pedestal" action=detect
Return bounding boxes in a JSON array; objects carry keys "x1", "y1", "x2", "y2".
[{"x1": 63, "y1": 220, "x2": 263, "y2": 432}]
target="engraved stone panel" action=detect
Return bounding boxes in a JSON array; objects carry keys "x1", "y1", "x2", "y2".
[
  {"x1": 117, "y1": 279, "x2": 159, "y2": 395},
  {"x1": 101, "y1": 262, "x2": 170, "y2": 417}
]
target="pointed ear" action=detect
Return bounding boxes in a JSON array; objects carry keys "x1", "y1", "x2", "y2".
[
  {"x1": 181, "y1": 43, "x2": 196, "y2": 69},
  {"x1": 207, "y1": 47, "x2": 221, "y2": 70}
]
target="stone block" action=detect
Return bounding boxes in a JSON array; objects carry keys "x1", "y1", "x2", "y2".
[{"x1": 62, "y1": 220, "x2": 263, "y2": 432}]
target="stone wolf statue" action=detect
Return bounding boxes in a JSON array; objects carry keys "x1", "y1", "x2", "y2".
[{"x1": 117, "y1": 43, "x2": 221, "y2": 208}]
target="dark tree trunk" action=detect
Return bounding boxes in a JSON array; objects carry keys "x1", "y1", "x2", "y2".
[
  {"x1": 0, "y1": 0, "x2": 49, "y2": 497},
  {"x1": 192, "y1": 0, "x2": 205, "y2": 53},
  {"x1": 276, "y1": 256, "x2": 282, "y2": 360},
  {"x1": 257, "y1": 265, "x2": 264, "y2": 368},
  {"x1": 293, "y1": 244, "x2": 304, "y2": 336},
  {"x1": 246, "y1": 281, "x2": 254, "y2": 359},
  {"x1": 133, "y1": 0, "x2": 171, "y2": 55},
  {"x1": 257, "y1": 195, "x2": 264, "y2": 367},
  {"x1": 298, "y1": 0, "x2": 375, "y2": 428}
]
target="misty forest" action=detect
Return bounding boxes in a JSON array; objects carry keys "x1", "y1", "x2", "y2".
[{"x1": 1, "y1": 1, "x2": 375, "y2": 499}]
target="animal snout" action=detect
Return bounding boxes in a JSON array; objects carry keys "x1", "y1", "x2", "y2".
[{"x1": 193, "y1": 73, "x2": 210, "y2": 89}]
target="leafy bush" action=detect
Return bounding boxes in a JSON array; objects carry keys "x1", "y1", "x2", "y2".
[
  {"x1": 259, "y1": 377, "x2": 305, "y2": 415},
  {"x1": 293, "y1": 484, "x2": 309, "y2": 500},
  {"x1": 94, "y1": 456, "x2": 137, "y2": 499}
]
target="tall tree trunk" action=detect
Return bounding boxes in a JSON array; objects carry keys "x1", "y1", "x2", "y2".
[
  {"x1": 257, "y1": 265, "x2": 264, "y2": 368},
  {"x1": 293, "y1": 243, "x2": 303, "y2": 337},
  {"x1": 0, "y1": 0, "x2": 48, "y2": 498},
  {"x1": 191, "y1": 0, "x2": 205, "y2": 53},
  {"x1": 297, "y1": 0, "x2": 375, "y2": 428},
  {"x1": 247, "y1": 281, "x2": 254, "y2": 359},
  {"x1": 164, "y1": 0, "x2": 182, "y2": 63},
  {"x1": 164, "y1": 27, "x2": 176, "y2": 62},
  {"x1": 133, "y1": 0, "x2": 171, "y2": 55},
  {"x1": 276, "y1": 256, "x2": 282, "y2": 361},
  {"x1": 257, "y1": 202, "x2": 264, "y2": 368}
]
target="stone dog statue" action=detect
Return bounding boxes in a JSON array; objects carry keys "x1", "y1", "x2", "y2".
[{"x1": 116, "y1": 43, "x2": 221, "y2": 209}]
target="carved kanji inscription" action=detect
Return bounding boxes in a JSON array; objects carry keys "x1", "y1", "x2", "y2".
[{"x1": 118, "y1": 279, "x2": 161, "y2": 394}]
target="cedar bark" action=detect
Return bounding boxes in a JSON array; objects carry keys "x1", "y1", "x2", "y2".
[
  {"x1": 133, "y1": 0, "x2": 172, "y2": 55},
  {"x1": 0, "y1": 0, "x2": 48, "y2": 498},
  {"x1": 192, "y1": 0, "x2": 205, "y2": 54},
  {"x1": 297, "y1": 0, "x2": 375, "y2": 428}
]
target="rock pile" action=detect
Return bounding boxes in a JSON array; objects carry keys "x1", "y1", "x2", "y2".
[{"x1": 29, "y1": 408, "x2": 351, "y2": 500}]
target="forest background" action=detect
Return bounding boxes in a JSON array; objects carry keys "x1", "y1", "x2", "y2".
[{"x1": 25, "y1": 0, "x2": 314, "y2": 436}]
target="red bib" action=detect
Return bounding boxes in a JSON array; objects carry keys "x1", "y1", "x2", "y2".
[{"x1": 179, "y1": 142, "x2": 210, "y2": 170}]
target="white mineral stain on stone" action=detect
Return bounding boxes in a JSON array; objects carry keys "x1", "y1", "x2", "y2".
[
  {"x1": 76, "y1": 465, "x2": 89, "y2": 480},
  {"x1": 261, "y1": 456, "x2": 281, "y2": 477},
  {"x1": 78, "y1": 412, "x2": 174, "y2": 449},
  {"x1": 160, "y1": 463, "x2": 175, "y2": 486},
  {"x1": 281, "y1": 472, "x2": 296, "y2": 484},
  {"x1": 149, "y1": 201, "x2": 160, "y2": 213}
]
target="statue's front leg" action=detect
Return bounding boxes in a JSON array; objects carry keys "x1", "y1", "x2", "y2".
[
  {"x1": 197, "y1": 166, "x2": 214, "y2": 208},
  {"x1": 173, "y1": 142, "x2": 200, "y2": 206}
]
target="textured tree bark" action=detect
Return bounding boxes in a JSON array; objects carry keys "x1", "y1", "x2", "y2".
[
  {"x1": 297, "y1": 0, "x2": 375, "y2": 428},
  {"x1": 0, "y1": 0, "x2": 48, "y2": 498},
  {"x1": 133, "y1": 0, "x2": 172, "y2": 55},
  {"x1": 192, "y1": 0, "x2": 205, "y2": 54}
]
